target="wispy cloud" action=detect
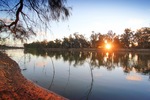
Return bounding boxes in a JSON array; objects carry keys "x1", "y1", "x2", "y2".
[{"x1": 126, "y1": 75, "x2": 142, "y2": 81}]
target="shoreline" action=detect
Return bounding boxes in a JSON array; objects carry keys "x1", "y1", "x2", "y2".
[
  {"x1": 0, "y1": 48, "x2": 150, "y2": 99},
  {"x1": 1, "y1": 47, "x2": 150, "y2": 52},
  {"x1": 44, "y1": 48, "x2": 150, "y2": 52},
  {"x1": 0, "y1": 52, "x2": 68, "y2": 100}
]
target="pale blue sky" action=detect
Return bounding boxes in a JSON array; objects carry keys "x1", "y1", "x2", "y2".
[
  {"x1": 44, "y1": 0, "x2": 150, "y2": 41},
  {"x1": 0, "y1": 0, "x2": 150, "y2": 42}
]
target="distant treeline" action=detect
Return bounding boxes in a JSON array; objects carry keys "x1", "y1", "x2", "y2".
[
  {"x1": 0, "y1": 45, "x2": 23, "y2": 49},
  {"x1": 24, "y1": 27, "x2": 150, "y2": 49}
]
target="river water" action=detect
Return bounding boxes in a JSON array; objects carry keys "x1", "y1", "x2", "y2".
[{"x1": 5, "y1": 49, "x2": 150, "y2": 100}]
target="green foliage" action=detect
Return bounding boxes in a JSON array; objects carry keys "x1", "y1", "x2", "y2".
[
  {"x1": 24, "y1": 41, "x2": 43, "y2": 49},
  {"x1": 24, "y1": 27, "x2": 150, "y2": 49},
  {"x1": 134, "y1": 27, "x2": 150, "y2": 48},
  {"x1": 120, "y1": 28, "x2": 133, "y2": 48}
]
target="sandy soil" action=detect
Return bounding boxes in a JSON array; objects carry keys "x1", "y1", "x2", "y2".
[{"x1": 0, "y1": 52, "x2": 68, "y2": 100}]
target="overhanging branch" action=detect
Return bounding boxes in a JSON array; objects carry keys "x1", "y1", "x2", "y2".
[{"x1": 7, "y1": 0, "x2": 23, "y2": 32}]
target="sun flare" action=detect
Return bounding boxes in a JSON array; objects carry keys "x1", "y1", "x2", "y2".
[{"x1": 105, "y1": 43, "x2": 111, "y2": 50}]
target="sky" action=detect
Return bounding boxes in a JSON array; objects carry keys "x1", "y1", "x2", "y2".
[
  {"x1": 44, "y1": 0, "x2": 150, "y2": 41},
  {"x1": 0, "y1": 0, "x2": 150, "y2": 44}
]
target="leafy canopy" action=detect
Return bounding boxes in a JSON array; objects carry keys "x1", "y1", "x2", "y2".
[{"x1": 0, "y1": 0, "x2": 71, "y2": 41}]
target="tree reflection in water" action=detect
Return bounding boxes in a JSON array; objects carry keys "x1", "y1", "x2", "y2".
[
  {"x1": 6, "y1": 49, "x2": 150, "y2": 99},
  {"x1": 48, "y1": 57, "x2": 55, "y2": 90},
  {"x1": 63, "y1": 64, "x2": 71, "y2": 95},
  {"x1": 86, "y1": 60, "x2": 94, "y2": 100},
  {"x1": 24, "y1": 49, "x2": 150, "y2": 76}
]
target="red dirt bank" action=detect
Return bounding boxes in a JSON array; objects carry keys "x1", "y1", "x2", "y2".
[{"x1": 0, "y1": 52, "x2": 68, "y2": 100}]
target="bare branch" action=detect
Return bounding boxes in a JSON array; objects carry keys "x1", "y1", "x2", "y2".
[
  {"x1": 21, "y1": 11, "x2": 35, "y2": 24},
  {"x1": 0, "y1": 0, "x2": 71, "y2": 41},
  {"x1": 8, "y1": 0, "x2": 23, "y2": 29}
]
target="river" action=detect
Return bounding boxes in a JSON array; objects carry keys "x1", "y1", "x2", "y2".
[{"x1": 4, "y1": 49, "x2": 150, "y2": 100}]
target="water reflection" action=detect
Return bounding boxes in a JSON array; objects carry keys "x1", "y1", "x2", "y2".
[
  {"x1": 48, "y1": 57, "x2": 55, "y2": 90},
  {"x1": 24, "y1": 49, "x2": 150, "y2": 75},
  {"x1": 5, "y1": 49, "x2": 150, "y2": 100}
]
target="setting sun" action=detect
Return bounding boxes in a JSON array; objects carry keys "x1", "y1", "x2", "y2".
[{"x1": 105, "y1": 43, "x2": 111, "y2": 50}]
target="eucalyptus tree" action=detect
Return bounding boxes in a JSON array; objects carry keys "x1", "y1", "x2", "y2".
[
  {"x1": 73, "y1": 33, "x2": 81, "y2": 48},
  {"x1": 0, "y1": 0, "x2": 71, "y2": 41},
  {"x1": 73, "y1": 33, "x2": 89, "y2": 48},
  {"x1": 120, "y1": 28, "x2": 133, "y2": 48},
  {"x1": 90, "y1": 31, "x2": 99, "y2": 48},
  {"x1": 134, "y1": 27, "x2": 150, "y2": 48},
  {"x1": 97, "y1": 33, "x2": 104, "y2": 47},
  {"x1": 62, "y1": 37, "x2": 70, "y2": 48},
  {"x1": 106, "y1": 30, "x2": 116, "y2": 42},
  {"x1": 78, "y1": 34, "x2": 90, "y2": 48},
  {"x1": 54, "y1": 39, "x2": 62, "y2": 48},
  {"x1": 113, "y1": 35, "x2": 122, "y2": 48},
  {"x1": 47, "y1": 41, "x2": 55, "y2": 48}
]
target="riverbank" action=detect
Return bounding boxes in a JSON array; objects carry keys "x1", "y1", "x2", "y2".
[
  {"x1": 44, "y1": 48, "x2": 150, "y2": 52},
  {"x1": 0, "y1": 52, "x2": 67, "y2": 100}
]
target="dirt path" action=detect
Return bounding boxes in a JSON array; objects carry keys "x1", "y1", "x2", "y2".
[{"x1": 0, "y1": 52, "x2": 68, "y2": 100}]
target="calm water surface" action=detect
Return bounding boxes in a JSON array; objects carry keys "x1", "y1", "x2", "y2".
[{"x1": 5, "y1": 49, "x2": 150, "y2": 100}]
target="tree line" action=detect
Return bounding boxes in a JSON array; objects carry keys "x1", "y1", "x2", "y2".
[{"x1": 24, "y1": 27, "x2": 150, "y2": 49}]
